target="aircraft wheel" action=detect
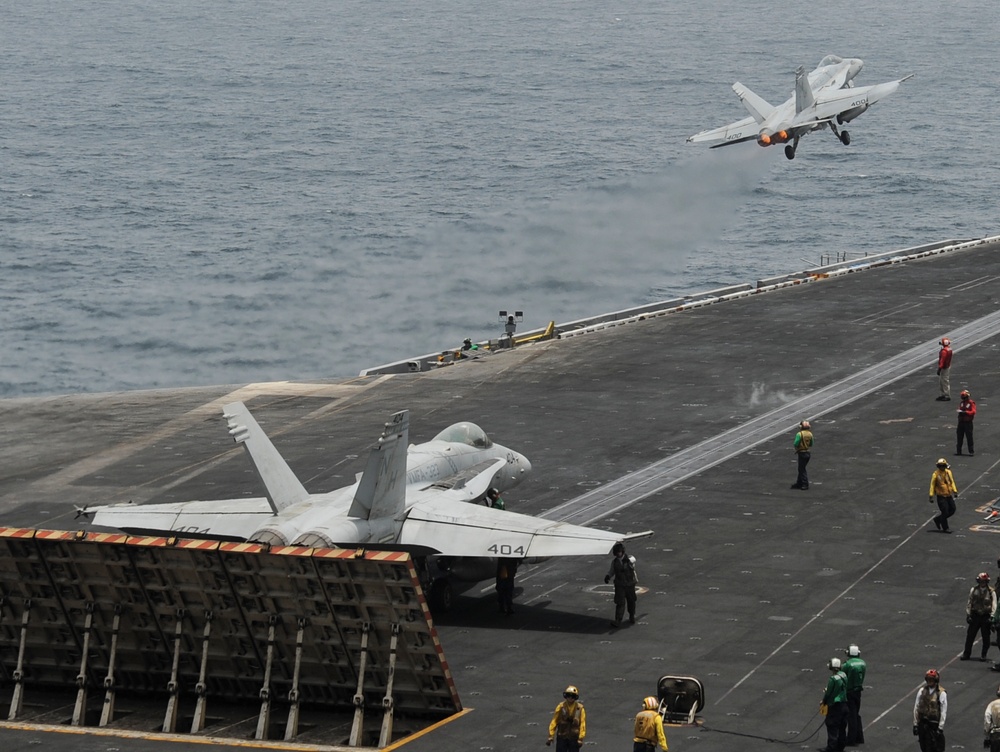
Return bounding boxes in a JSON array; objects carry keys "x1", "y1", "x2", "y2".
[
  {"x1": 784, "y1": 145, "x2": 795, "y2": 160},
  {"x1": 840, "y1": 130, "x2": 851, "y2": 146},
  {"x1": 429, "y1": 578, "x2": 454, "y2": 613}
]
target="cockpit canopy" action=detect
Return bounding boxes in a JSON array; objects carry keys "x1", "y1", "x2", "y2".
[
  {"x1": 432, "y1": 422, "x2": 493, "y2": 449},
  {"x1": 818, "y1": 55, "x2": 844, "y2": 68}
]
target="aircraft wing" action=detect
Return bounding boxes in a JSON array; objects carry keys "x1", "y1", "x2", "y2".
[
  {"x1": 398, "y1": 497, "x2": 652, "y2": 558},
  {"x1": 811, "y1": 75, "x2": 913, "y2": 121},
  {"x1": 89, "y1": 498, "x2": 274, "y2": 539},
  {"x1": 687, "y1": 115, "x2": 759, "y2": 146}
]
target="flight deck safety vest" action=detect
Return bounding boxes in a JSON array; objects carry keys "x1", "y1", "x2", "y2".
[
  {"x1": 970, "y1": 585, "x2": 994, "y2": 616},
  {"x1": 555, "y1": 702, "x2": 583, "y2": 738},
  {"x1": 795, "y1": 430, "x2": 813, "y2": 453},
  {"x1": 634, "y1": 709, "x2": 661, "y2": 743},
  {"x1": 917, "y1": 686, "x2": 944, "y2": 723}
]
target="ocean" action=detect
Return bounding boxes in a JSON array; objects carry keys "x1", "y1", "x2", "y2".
[{"x1": 2, "y1": 0, "x2": 997, "y2": 397}]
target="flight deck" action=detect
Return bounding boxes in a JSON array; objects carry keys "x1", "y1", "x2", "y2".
[{"x1": 3, "y1": 235, "x2": 1000, "y2": 752}]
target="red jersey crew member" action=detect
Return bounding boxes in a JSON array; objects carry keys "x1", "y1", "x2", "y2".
[
  {"x1": 936, "y1": 338, "x2": 953, "y2": 401},
  {"x1": 633, "y1": 696, "x2": 669, "y2": 752},
  {"x1": 547, "y1": 685, "x2": 586, "y2": 751},
  {"x1": 957, "y1": 389, "x2": 976, "y2": 456},
  {"x1": 928, "y1": 458, "x2": 959, "y2": 533}
]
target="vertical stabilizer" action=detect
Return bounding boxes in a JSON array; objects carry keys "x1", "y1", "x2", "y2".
[
  {"x1": 223, "y1": 402, "x2": 310, "y2": 514},
  {"x1": 348, "y1": 411, "x2": 409, "y2": 521},
  {"x1": 794, "y1": 65, "x2": 815, "y2": 114}
]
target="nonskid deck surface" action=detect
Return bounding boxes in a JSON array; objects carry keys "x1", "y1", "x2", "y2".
[{"x1": 3, "y1": 238, "x2": 1000, "y2": 751}]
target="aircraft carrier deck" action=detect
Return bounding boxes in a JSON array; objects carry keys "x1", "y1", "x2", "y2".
[{"x1": 3, "y1": 235, "x2": 1000, "y2": 752}]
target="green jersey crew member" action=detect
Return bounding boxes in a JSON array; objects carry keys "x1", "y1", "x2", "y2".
[
  {"x1": 819, "y1": 657, "x2": 848, "y2": 752},
  {"x1": 547, "y1": 685, "x2": 586, "y2": 751},
  {"x1": 791, "y1": 420, "x2": 813, "y2": 490}
]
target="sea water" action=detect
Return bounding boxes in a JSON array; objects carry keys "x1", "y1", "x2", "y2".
[{"x1": 2, "y1": 0, "x2": 996, "y2": 396}]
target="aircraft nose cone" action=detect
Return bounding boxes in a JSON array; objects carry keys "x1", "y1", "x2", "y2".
[{"x1": 518, "y1": 454, "x2": 532, "y2": 476}]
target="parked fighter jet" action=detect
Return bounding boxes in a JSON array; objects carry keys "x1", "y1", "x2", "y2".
[
  {"x1": 87, "y1": 403, "x2": 650, "y2": 608},
  {"x1": 687, "y1": 55, "x2": 912, "y2": 160}
]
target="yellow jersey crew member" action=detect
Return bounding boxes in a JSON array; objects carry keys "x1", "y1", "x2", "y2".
[
  {"x1": 547, "y1": 685, "x2": 586, "y2": 751},
  {"x1": 929, "y1": 458, "x2": 959, "y2": 533},
  {"x1": 633, "y1": 696, "x2": 668, "y2": 752}
]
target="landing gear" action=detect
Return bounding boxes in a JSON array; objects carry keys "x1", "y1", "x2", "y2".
[
  {"x1": 428, "y1": 578, "x2": 454, "y2": 613},
  {"x1": 784, "y1": 135, "x2": 800, "y2": 160},
  {"x1": 830, "y1": 122, "x2": 851, "y2": 146}
]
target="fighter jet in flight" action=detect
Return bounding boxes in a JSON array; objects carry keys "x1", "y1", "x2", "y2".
[
  {"x1": 87, "y1": 402, "x2": 649, "y2": 608},
  {"x1": 687, "y1": 55, "x2": 913, "y2": 160}
]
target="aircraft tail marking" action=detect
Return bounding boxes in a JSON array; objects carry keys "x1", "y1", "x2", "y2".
[
  {"x1": 794, "y1": 65, "x2": 815, "y2": 114},
  {"x1": 348, "y1": 411, "x2": 409, "y2": 521},
  {"x1": 223, "y1": 402, "x2": 310, "y2": 514},
  {"x1": 732, "y1": 82, "x2": 774, "y2": 124}
]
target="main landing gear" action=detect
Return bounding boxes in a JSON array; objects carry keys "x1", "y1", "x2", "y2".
[
  {"x1": 784, "y1": 136, "x2": 800, "y2": 160},
  {"x1": 831, "y1": 122, "x2": 851, "y2": 146}
]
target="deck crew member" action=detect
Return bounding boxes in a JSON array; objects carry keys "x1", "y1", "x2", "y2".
[
  {"x1": 937, "y1": 338, "x2": 953, "y2": 401},
  {"x1": 605, "y1": 542, "x2": 637, "y2": 627},
  {"x1": 633, "y1": 696, "x2": 669, "y2": 752},
  {"x1": 962, "y1": 573, "x2": 996, "y2": 661},
  {"x1": 791, "y1": 420, "x2": 813, "y2": 490},
  {"x1": 929, "y1": 458, "x2": 959, "y2": 533},
  {"x1": 844, "y1": 644, "x2": 867, "y2": 746},
  {"x1": 547, "y1": 685, "x2": 586, "y2": 751},
  {"x1": 984, "y1": 685, "x2": 1000, "y2": 752},
  {"x1": 957, "y1": 389, "x2": 976, "y2": 455},
  {"x1": 820, "y1": 657, "x2": 848, "y2": 752},
  {"x1": 914, "y1": 669, "x2": 946, "y2": 752}
]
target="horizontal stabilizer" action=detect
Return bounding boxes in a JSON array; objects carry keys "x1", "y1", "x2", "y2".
[
  {"x1": 90, "y1": 498, "x2": 274, "y2": 539},
  {"x1": 399, "y1": 498, "x2": 652, "y2": 557},
  {"x1": 687, "y1": 115, "x2": 758, "y2": 146},
  {"x1": 223, "y1": 401, "x2": 309, "y2": 514},
  {"x1": 732, "y1": 82, "x2": 774, "y2": 123}
]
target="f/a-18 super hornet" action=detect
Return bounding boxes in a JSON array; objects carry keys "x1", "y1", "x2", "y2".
[
  {"x1": 86, "y1": 402, "x2": 650, "y2": 608},
  {"x1": 687, "y1": 55, "x2": 913, "y2": 159}
]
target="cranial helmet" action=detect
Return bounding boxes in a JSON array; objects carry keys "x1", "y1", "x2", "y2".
[
  {"x1": 487, "y1": 487, "x2": 499, "y2": 498},
  {"x1": 829, "y1": 658, "x2": 842, "y2": 670},
  {"x1": 925, "y1": 669, "x2": 939, "y2": 682},
  {"x1": 643, "y1": 696, "x2": 659, "y2": 711},
  {"x1": 563, "y1": 685, "x2": 579, "y2": 699},
  {"x1": 847, "y1": 644, "x2": 861, "y2": 657},
  {"x1": 941, "y1": 338, "x2": 951, "y2": 347},
  {"x1": 936, "y1": 458, "x2": 949, "y2": 468},
  {"x1": 800, "y1": 420, "x2": 811, "y2": 430},
  {"x1": 612, "y1": 542, "x2": 625, "y2": 555},
  {"x1": 961, "y1": 390, "x2": 971, "y2": 399},
  {"x1": 979, "y1": 572, "x2": 991, "y2": 583}
]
